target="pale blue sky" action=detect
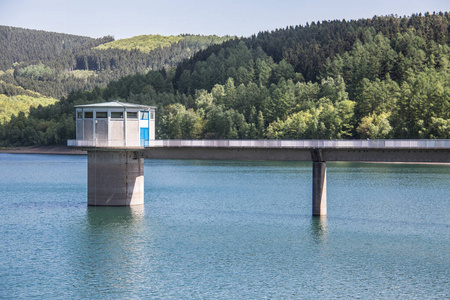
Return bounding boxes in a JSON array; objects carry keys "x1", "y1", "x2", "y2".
[{"x1": 0, "y1": 0, "x2": 448, "y2": 39}]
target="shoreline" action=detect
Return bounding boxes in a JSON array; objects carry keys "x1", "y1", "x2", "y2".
[
  {"x1": 0, "y1": 145, "x2": 448, "y2": 165},
  {"x1": 0, "y1": 145, "x2": 87, "y2": 155}
]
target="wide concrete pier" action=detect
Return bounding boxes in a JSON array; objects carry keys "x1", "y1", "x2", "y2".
[{"x1": 87, "y1": 150, "x2": 144, "y2": 206}]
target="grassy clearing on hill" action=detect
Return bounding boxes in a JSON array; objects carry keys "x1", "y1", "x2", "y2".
[
  {"x1": 95, "y1": 34, "x2": 183, "y2": 53},
  {"x1": 0, "y1": 93, "x2": 58, "y2": 124},
  {"x1": 68, "y1": 70, "x2": 98, "y2": 80}
]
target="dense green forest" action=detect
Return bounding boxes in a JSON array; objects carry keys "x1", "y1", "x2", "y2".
[
  {"x1": 0, "y1": 26, "x2": 100, "y2": 70},
  {"x1": 0, "y1": 26, "x2": 231, "y2": 99},
  {"x1": 1, "y1": 13, "x2": 449, "y2": 146}
]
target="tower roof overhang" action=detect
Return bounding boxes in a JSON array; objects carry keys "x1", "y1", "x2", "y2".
[{"x1": 75, "y1": 101, "x2": 156, "y2": 110}]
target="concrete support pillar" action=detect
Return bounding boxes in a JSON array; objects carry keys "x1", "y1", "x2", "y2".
[
  {"x1": 87, "y1": 150, "x2": 144, "y2": 206},
  {"x1": 312, "y1": 161, "x2": 327, "y2": 216}
]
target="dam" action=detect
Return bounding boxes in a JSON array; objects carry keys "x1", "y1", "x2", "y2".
[{"x1": 67, "y1": 101, "x2": 450, "y2": 216}]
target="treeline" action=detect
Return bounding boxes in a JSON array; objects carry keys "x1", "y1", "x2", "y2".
[{"x1": 1, "y1": 13, "x2": 449, "y2": 146}]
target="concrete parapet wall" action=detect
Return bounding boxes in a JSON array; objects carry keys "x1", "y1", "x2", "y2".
[
  {"x1": 87, "y1": 150, "x2": 144, "y2": 206},
  {"x1": 146, "y1": 139, "x2": 450, "y2": 149}
]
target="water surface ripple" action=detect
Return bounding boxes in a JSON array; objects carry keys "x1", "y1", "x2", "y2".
[{"x1": 0, "y1": 154, "x2": 448, "y2": 298}]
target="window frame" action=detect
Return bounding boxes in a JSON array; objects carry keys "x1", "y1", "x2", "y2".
[
  {"x1": 127, "y1": 111, "x2": 138, "y2": 119},
  {"x1": 111, "y1": 111, "x2": 124, "y2": 119},
  {"x1": 140, "y1": 111, "x2": 149, "y2": 120},
  {"x1": 96, "y1": 111, "x2": 108, "y2": 118}
]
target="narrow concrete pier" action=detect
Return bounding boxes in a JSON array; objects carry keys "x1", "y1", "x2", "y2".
[
  {"x1": 312, "y1": 161, "x2": 327, "y2": 216},
  {"x1": 311, "y1": 149, "x2": 327, "y2": 216},
  {"x1": 87, "y1": 150, "x2": 144, "y2": 206}
]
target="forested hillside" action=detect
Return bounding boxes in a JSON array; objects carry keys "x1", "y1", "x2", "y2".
[
  {"x1": 0, "y1": 26, "x2": 101, "y2": 70},
  {"x1": 0, "y1": 26, "x2": 231, "y2": 99},
  {"x1": 1, "y1": 13, "x2": 449, "y2": 146},
  {"x1": 0, "y1": 26, "x2": 231, "y2": 125},
  {"x1": 0, "y1": 81, "x2": 58, "y2": 124}
]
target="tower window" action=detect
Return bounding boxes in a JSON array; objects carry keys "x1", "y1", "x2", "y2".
[
  {"x1": 140, "y1": 111, "x2": 149, "y2": 120},
  {"x1": 111, "y1": 112, "x2": 123, "y2": 118},
  {"x1": 96, "y1": 111, "x2": 107, "y2": 118},
  {"x1": 127, "y1": 112, "x2": 138, "y2": 118}
]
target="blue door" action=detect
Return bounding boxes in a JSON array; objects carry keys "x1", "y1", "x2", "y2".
[{"x1": 140, "y1": 128, "x2": 149, "y2": 146}]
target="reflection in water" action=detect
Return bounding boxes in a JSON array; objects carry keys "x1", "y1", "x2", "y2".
[
  {"x1": 310, "y1": 216, "x2": 328, "y2": 244},
  {"x1": 71, "y1": 205, "x2": 157, "y2": 297},
  {"x1": 86, "y1": 205, "x2": 145, "y2": 226}
]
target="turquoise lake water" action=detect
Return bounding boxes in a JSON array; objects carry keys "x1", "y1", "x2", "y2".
[{"x1": 0, "y1": 153, "x2": 449, "y2": 299}]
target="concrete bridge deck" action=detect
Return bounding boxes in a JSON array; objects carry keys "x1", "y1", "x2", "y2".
[
  {"x1": 142, "y1": 139, "x2": 450, "y2": 163},
  {"x1": 68, "y1": 139, "x2": 450, "y2": 162}
]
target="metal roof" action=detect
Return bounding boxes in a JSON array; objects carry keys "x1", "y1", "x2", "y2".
[{"x1": 75, "y1": 100, "x2": 156, "y2": 109}]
